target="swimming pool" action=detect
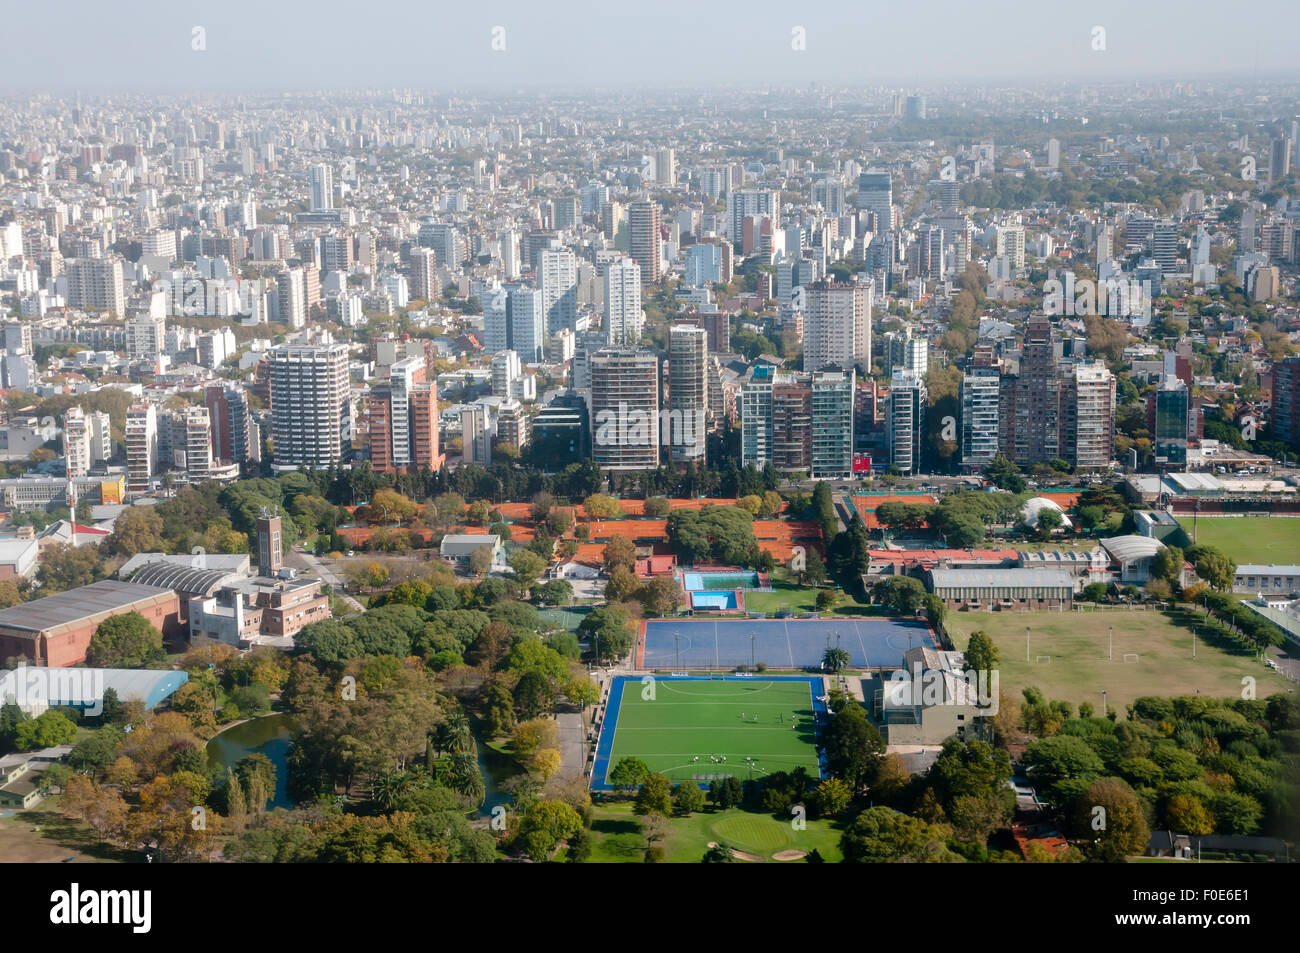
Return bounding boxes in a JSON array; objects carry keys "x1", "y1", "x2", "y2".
[
  {"x1": 689, "y1": 590, "x2": 743, "y2": 611},
  {"x1": 682, "y1": 570, "x2": 762, "y2": 591}
]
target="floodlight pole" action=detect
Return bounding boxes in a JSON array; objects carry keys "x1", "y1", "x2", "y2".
[
  {"x1": 1026, "y1": 626, "x2": 1031, "y2": 663},
  {"x1": 1109, "y1": 625, "x2": 1113, "y2": 661},
  {"x1": 749, "y1": 632, "x2": 755, "y2": 670},
  {"x1": 1102, "y1": 690, "x2": 1107, "y2": 718}
]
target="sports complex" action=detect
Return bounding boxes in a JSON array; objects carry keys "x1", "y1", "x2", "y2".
[
  {"x1": 590, "y1": 675, "x2": 828, "y2": 791},
  {"x1": 637, "y1": 616, "x2": 938, "y2": 670}
]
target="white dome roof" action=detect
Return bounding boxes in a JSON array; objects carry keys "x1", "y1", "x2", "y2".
[{"x1": 1023, "y1": 496, "x2": 1072, "y2": 529}]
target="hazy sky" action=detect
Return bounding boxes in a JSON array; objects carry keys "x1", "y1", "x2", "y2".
[{"x1": 5, "y1": 0, "x2": 1300, "y2": 92}]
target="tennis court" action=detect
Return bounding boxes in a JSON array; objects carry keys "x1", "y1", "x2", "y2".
[
  {"x1": 640, "y1": 617, "x2": 936, "y2": 670},
  {"x1": 591, "y1": 676, "x2": 827, "y2": 790}
]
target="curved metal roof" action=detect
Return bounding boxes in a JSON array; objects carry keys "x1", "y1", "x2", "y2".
[
  {"x1": 1100, "y1": 535, "x2": 1165, "y2": 563},
  {"x1": 127, "y1": 561, "x2": 240, "y2": 595}
]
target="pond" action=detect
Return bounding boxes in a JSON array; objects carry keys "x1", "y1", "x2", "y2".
[
  {"x1": 206, "y1": 713, "x2": 298, "y2": 810},
  {"x1": 207, "y1": 712, "x2": 519, "y2": 816}
]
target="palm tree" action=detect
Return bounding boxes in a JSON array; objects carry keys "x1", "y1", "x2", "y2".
[
  {"x1": 822, "y1": 646, "x2": 852, "y2": 674},
  {"x1": 438, "y1": 711, "x2": 474, "y2": 755},
  {"x1": 446, "y1": 750, "x2": 485, "y2": 805}
]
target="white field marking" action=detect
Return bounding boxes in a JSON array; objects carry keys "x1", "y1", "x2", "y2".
[{"x1": 655, "y1": 681, "x2": 780, "y2": 698}]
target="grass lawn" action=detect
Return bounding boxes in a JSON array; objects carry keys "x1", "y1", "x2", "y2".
[
  {"x1": 1176, "y1": 516, "x2": 1300, "y2": 566},
  {"x1": 585, "y1": 801, "x2": 844, "y2": 862},
  {"x1": 604, "y1": 679, "x2": 821, "y2": 783},
  {"x1": 945, "y1": 607, "x2": 1292, "y2": 715},
  {"x1": 739, "y1": 575, "x2": 877, "y2": 618},
  {"x1": 742, "y1": 579, "x2": 821, "y2": 615},
  {"x1": 0, "y1": 798, "x2": 129, "y2": 863}
]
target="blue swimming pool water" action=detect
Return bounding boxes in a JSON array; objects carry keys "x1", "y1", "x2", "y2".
[
  {"x1": 683, "y1": 571, "x2": 761, "y2": 591},
  {"x1": 690, "y1": 590, "x2": 739, "y2": 610}
]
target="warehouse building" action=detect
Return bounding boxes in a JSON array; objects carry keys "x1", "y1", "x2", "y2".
[
  {"x1": 927, "y1": 567, "x2": 1075, "y2": 611},
  {"x1": 0, "y1": 580, "x2": 180, "y2": 667}
]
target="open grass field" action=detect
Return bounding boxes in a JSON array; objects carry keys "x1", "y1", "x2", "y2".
[
  {"x1": 583, "y1": 801, "x2": 844, "y2": 862},
  {"x1": 1177, "y1": 516, "x2": 1300, "y2": 565},
  {"x1": 0, "y1": 799, "x2": 127, "y2": 863},
  {"x1": 945, "y1": 607, "x2": 1292, "y2": 715},
  {"x1": 596, "y1": 678, "x2": 821, "y2": 786}
]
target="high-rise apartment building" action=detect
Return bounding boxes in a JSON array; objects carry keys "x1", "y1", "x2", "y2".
[
  {"x1": 205, "y1": 384, "x2": 254, "y2": 465},
  {"x1": 887, "y1": 369, "x2": 927, "y2": 475},
  {"x1": 409, "y1": 247, "x2": 437, "y2": 302},
  {"x1": 960, "y1": 369, "x2": 1001, "y2": 468},
  {"x1": 628, "y1": 201, "x2": 662, "y2": 285},
  {"x1": 667, "y1": 325, "x2": 707, "y2": 463},
  {"x1": 539, "y1": 247, "x2": 578, "y2": 335},
  {"x1": 66, "y1": 258, "x2": 125, "y2": 316},
  {"x1": 605, "y1": 257, "x2": 644, "y2": 346},
  {"x1": 803, "y1": 279, "x2": 872, "y2": 373},
  {"x1": 125, "y1": 403, "x2": 158, "y2": 495},
  {"x1": 811, "y1": 368, "x2": 856, "y2": 479},
  {"x1": 590, "y1": 348, "x2": 660, "y2": 472},
  {"x1": 309, "y1": 163, "x2": 334, "y2": 211},
  {"x1": 268, "y1": 343, "x2": 350, "y2": 472}
]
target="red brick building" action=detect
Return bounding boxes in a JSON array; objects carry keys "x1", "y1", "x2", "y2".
[{"x1": 0, "y1": 580, "x2": 180, "y2": 667}]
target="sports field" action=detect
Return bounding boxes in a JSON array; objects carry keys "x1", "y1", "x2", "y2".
[
  {"x1": 592, "y1": 676, "x2": 825, "y2": 789},
  {"x1": 945, "y1": 607, "x2": 1292, "y2": 715},
  {"x1": 1177, "y1": 516, "x2": 1300, "y2": 565},
  {"x1": 640, "y1": 617, "x2": 936, "y2": 669}
]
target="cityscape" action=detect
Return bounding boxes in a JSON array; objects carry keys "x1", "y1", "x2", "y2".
[{"x1": 0, "y1": 4, "x2": 1296, "y2": 916}]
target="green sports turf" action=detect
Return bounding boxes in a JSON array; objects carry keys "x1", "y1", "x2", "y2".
[{"x1": 606, "y1": 679, "x2": 821, "y2": 784}]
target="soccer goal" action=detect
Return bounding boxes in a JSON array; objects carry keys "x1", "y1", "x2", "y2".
[
  {"x1": 1035, "y1": 655, "x2": 1052, "y2": 664},
  {"x1": 1123, "y1": 653, "x2": 1141, "y2": 663}
]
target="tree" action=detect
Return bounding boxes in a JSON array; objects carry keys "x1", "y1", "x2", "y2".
[
  {"x1": 1151, "y1": 545, "x2": 1184, "y2": 586},
  {"x1": 110, "y1": 506, "x2": 164, "y2": 556},
  {"x1": 512, "y1": 670, "x2": 555, "y2": 720},
  {"x1": 983, "y1": 453, "x2": 1027, "y2": 493},
  {"x1": 673, "y1": 779, "x2": 706, "y2": 816},
  {"x1": 13, "y1": 710, "x2": 77, "y2": 750},
  {"x1": 644, "y1": 497, "x2": 671, "y2": 518},
  {"x1": 812, "y1": 777, "x2": 852, "y2": 817},
  {"x1": 36, "y1": 543, "x2": 104, "y2": 593},
  {"x1": 1189, "y1": 545, "x2": 1236, "y2": 591},
  {"x1": 604, "y1": 565, "x2": 640, "y2": 602},
  {"x1": 637, "y1": 574, "x2": 682, "y2": 617},
  {"x1": 583, "y1": 493, "x2": 625, "y2": 519},
  {"x1": 602, "y1": 535, "x2": 636, "y2": 573},
  {"x1": 608, "y1": 756, "x2": 649, "y2": 792},
  {"x1": 1082, "y1": 582, "x2": 1108, "y2": 604},
  {"x1": 87, "y1": 612, "x2": 165, "y2": 668},
  {"x1": 802, "y1": 548, "x2": 827, "y2": 586},
  {"x1": 509, "y1": 550, "x2": 548, "y2": 598},
  {"x1": 468, "y1": 545, "x2": 494, "y2": 579},
  {"x1": 1165, "y1": 794, "x2": 1215, "y2": 836},
  {"x1": 822, "y1": 646, "x2": 851, "y2": 673},
  {"x1": 871, "y1": 576, "x2": 926, "y2": 614},
  {"x1": 1077, "y1": 777, "x2": 1149, "y2": 861},
  {"x1": 821, "y1": 703, "x2": 885, "y2": 792},
  {"x1": 964, "y1": 630, "x2": 1000, "y2": 675},
  {"x1": 563, "y1": 679, "x2": 597, "y2": 713},
  {"x1": 840, "y1": 806, "x2": 951, "y2": 863},
  {"x1": 633, "y1": 773, "x2": 674, "y2": 817}
]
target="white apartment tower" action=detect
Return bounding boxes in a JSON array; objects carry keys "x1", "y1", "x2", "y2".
[
  {"x1": 604, "y1": 257, "x2": 644, "y2": 346},
  {"x1": 268, "y1": 343, "x2": 351, "y2": 472}
]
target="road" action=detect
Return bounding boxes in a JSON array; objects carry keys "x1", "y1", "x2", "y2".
[{"x1": 288, "y1": 548, "x2": 364, "y2": 614}]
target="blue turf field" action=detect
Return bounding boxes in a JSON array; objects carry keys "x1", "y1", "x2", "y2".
[{"x1": 642, "y1": 617, "x2": 936, "y2": 669}]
